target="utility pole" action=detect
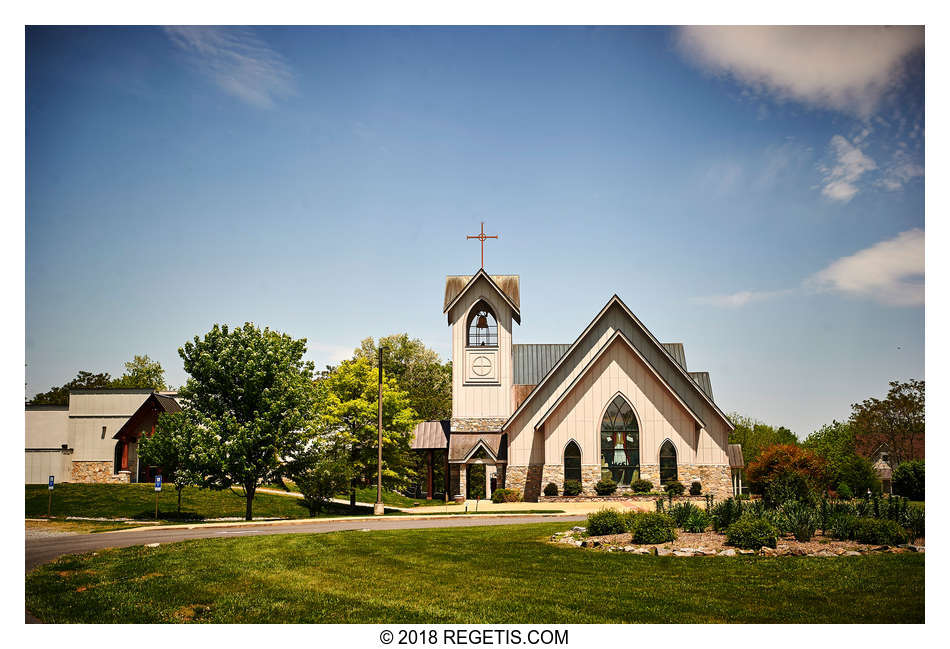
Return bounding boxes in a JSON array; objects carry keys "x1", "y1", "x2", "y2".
[{"x1": 374, "y1": 345, "x2": 385, "y2": 516}]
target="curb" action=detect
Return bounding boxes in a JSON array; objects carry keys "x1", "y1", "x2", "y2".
[{"x1": 101, "y1": 512, "x2": 581, "y2": 534}]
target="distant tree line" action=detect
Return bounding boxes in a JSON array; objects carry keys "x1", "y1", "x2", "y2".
[
  {"x1": 731, "y1": 379, "x2": 925, "y2": 502},
  {"x1": 27, "y1": 354, "x2": 168, "y2": 405}
]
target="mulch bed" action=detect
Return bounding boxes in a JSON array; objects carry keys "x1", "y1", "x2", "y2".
[{"x1": 551, "y1": 528, "x2": 925, "y2": 557}]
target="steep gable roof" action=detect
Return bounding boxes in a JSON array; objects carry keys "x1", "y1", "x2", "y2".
[
  {"x1": 444, "y1": 270, "x2": 521, "y2": 324},
  {"x1": 531, "y1": 330, "x2": 706, "y2": 432},
  {"x1": 504, "y1": 295, "x2": 734, "y2": 432}
]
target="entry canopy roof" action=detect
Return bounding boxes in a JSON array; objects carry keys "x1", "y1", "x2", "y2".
[{"x1": 409, "y1": 420, "x2": 450, "y2": 450}]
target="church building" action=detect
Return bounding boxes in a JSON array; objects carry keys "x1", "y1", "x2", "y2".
[{"x1": 411, "y1": 268, "x2": 744, "y2": 502}]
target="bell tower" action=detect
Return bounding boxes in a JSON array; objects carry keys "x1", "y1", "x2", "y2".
[{"x1": 443, "y1": 270, "x2": 520, "y2": 432}]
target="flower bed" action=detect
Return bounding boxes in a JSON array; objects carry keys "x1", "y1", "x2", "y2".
[{"x1": 550, "y1": 526, "x2": 925, "y2": 557}]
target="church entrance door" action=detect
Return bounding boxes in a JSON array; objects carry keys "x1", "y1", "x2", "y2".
[{"x1": 466, "y1": 464, "x2": 486, "y2": 500}]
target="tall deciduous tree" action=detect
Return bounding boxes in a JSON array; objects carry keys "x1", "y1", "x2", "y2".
[
  {"x1": 178, "y1": 323, "x2": 317, "y2": 521},
  {"x1": 316, "y1": 358, "x2": 417, "y2": 501},
  {"x1": 850, "y1": 379, "x2": 925, "y2": 466},
  {"x1": 353, "y1": 334, "x2": 452, "y2": 422},
  {"x1": 802, "y1": 421, "x2": 880, "y2": 495},
  {"x1": 111, "y1": 354, "x2": 168, "y2": 391}
]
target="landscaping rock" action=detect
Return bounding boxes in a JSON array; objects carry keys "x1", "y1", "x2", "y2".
[
  {"x1": 843, "y1": 551, "x2": 862, "y2": 556},
  {"x1": 899, "y1": 544, "x2": 924, "y2": 553},
  {"x1": 718, "y1": 549, "x2": 736, "y2": 557},
  {"x1": 873, "y1": 545, "x2": 890, "y2": 552},
  {"x1": 145, "y1": 543, "x2": 160, "y2": 548},
  {"x1": 738, "y1": 549, "x2": 754, "y2": 555},
  {"x1": 634, "y1": 548, "x2": 652, "y2": 555},
  {"x1": 672, "y1": 550, "x2": 694, "y2": 557},
  {"x1": 581, "y1": 539, "x2": 601, "y2": 548},
  {"x1": 570, "y1": 526, "x2": 586, "y2": 533},
  {"x1": 655, "y1": 548, "x2": 672, "y2": 556},
  {"x1": 814, "y1": 550, "x2": 836, "y2": 557}
]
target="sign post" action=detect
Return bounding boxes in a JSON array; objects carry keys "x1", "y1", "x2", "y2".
[
  {"x1": 154, "y1": 475, "x2": 162, "y2": 519},
  {"x1": 47, "y1": 475, "x2": 54, "y2": 517}
]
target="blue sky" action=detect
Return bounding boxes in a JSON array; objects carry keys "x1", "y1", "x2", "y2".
[{"x1": 25, "y1": 26, "x2": 924, "y2": 436}]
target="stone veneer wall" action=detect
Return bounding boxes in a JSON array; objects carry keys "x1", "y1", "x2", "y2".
[
  {"x1": 71, "y1": 461, "x2": 131, "y2": 484},
  {"x1": 450, "y1": 417, "x2": 507, "y2": 432},
  {"x1": 505, "y1": 464, "x2": 543, "y2": 501},
  {"x1": 531, "y1": 463, "x2": 733, "y2": 500}
]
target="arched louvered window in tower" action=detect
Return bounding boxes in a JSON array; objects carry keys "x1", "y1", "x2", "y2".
[
  {"x1": 599, "y1": 395, "x2": 639, "y2": 485},
  {"x1": 467, "y1": 301, "x2": 498, "y2": 347}
]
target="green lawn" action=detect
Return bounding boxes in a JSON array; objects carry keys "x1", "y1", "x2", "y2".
[
  {"x1": 264, "y1": 481, "x2": 455, "y2": 508},
  {"x1": 25, "y1": 483, "x2": 387, "y2": 522},
  {"x1": 26, "y1": 522, "x2": 923, "y2": 623}
]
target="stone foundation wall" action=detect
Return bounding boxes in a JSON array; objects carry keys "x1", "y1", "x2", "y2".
[
  {"x1": 532, "y1": 464, "x2": 733, "y2": 500},
  {"x1": 450, "y1": 418, "x2": 506, "y2": 433},
  {"x1": 505, "y1": 464, "x2": 544, "y2": 500},
  {"x1": 539, "y1": 464, "x2": 602, "y2": 497},
  {"x1": 677, "y1": 465, "x2": 733, "y2": 499},
  {"x1": 71, "y1": 461, "x2": 130, "y2": 484}
]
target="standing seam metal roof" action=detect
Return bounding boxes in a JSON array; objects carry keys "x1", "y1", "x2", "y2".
[{"x1": 512, "y1": 344, "x2": 571, "y2": 385}]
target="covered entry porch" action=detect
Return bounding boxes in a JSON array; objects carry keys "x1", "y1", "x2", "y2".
[{"x1": 448, "y1": 433, "x2": 506, "y2": 502}]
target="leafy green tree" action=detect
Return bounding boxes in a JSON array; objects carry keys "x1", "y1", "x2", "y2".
[
  {"x1": 353, "y1": 334, "x2": 452, "y2": 421},
  {"x1": 284, "y1": 438, "x2": 353, "y2": 516},
  {"x1": 317, "y1": 357, "x2": 417, "y2": 503},
  {"x1": 28, "y1": 370, "x2": 113, "y2": 405},
  {"x1": 802, "y1": 420, "x2": 880, "y2": 494},
  {"x1": 111, "y1": 354, "x2": 167, "y2": 390},
  {"x1": 850, "y1": 379, "x2": 924, "y2": 466},
  {"x1": 728, "y1": 413, "x2": 799, "y2": 470},
  {"x1": 178, "y1": 323, "x2": 318, "y2": 521},
  {"x1": 892, "y1": 460, "x2": 924, "y2": 501},
  {"x1": 138, "y1": 411, "x2": 205, "y2": 514}
]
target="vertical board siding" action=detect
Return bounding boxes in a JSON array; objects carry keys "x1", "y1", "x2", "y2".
[
  {"x1": 508, "y1": 303, "x2": 729, "y2": 466},
  {"x1": 449, "y1": 276, "x2": 514, "y2": 419}
]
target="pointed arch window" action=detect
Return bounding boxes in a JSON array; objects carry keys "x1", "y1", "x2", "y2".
[
  {"x1": 660, "y1": 440, "x2": 678, "y2": 485},
  {"x1": 564, "y1": 441, "x2": 582, "y2": 483},
  {"x1": 467, "y1": 301, "x2": 498, "y2": 347},
  {"x1": 600, "y1": 395, "x2": 639, "y2": 485}
]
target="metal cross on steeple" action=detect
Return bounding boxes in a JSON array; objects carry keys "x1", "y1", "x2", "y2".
[{"x1": 466, "y1": 221, "x2": 499, "y2": 269}]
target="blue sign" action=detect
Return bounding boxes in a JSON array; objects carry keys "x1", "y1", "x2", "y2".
[
  {"x1": 154, "y1": 475, "x2": 162, "y2": 492},
  {"x1": 48, "y1": 475, "x2": 54, "y2": 490}
]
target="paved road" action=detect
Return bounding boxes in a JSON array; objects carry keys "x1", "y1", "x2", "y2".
[{"x1": 26, "y1": 514, "x2": 586, "y2": 573}]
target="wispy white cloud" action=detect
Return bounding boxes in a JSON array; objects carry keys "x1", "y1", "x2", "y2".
[
  {"x1": 692, "y1": 289, "x2": 792, "y2": 308},
  {"x1": 878, "y1": 149, "x2": 924, "y2": 191},
  {"x1": 163, "y1": 26, "x2": 295, "y2": 108},
  {"x1": 696, "y1": 230, "x2": 924, "y2": 309},
  {"x1": 807, "y1": 228, "x2": 924, "y2": 307},
  {"x1": 818, "y1": 135, "x2": 877, "y2": 202},
  {"x1": 676, "y1": 26, "x2": 923, "y2": 118}
]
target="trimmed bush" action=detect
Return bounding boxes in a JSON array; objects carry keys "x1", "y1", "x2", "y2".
[
  {"x1": 491, "y1": 488, "x2": 521, "y2": 504},
  {"x1": 893, "y1": 460, "x2": 924, "y2": 501},
  {"x1": 543, "y1": 482, "x2": 558, "y2": 497},
  {"x1": 682, "y1": 509, "x2": 711, "y2": 533},
  {"x1": 631, "y1": 479, "x2": 653, "y2": 493},
  {"x1": 664, "y1": 481, "x2": 685, "y2": 496},
  {"x1": 628, "y1": 512, "x2": 677, "y2": 544},
  {"x1": 852, "y1": 517, "x2": 909, "y2": 546},
  {"x1": 595, "y1": 478, "x2": 618, "y2": 496},
  {"x1": 562, "y1": 480, "x2": 582, "y2": 497},
  {"x1": 689, "y1": 480, "x2": 702, "y2": 496},
  {"x1": 586, "y1": 508, "x2": 627, "y2": 536},
  {"x1": 711, "y1": 497, "x2": 744, "y2": 532},
  {"x1": 725, "y1": 516, "x2": 779, "y2": 549},
  {"x1": 836, "y1": 482, "x2": 854, "y2": 500}
]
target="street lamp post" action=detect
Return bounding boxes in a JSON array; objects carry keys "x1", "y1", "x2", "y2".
[{"x1": 374, "y1": 345, "x2": 385, "y2": 516}]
